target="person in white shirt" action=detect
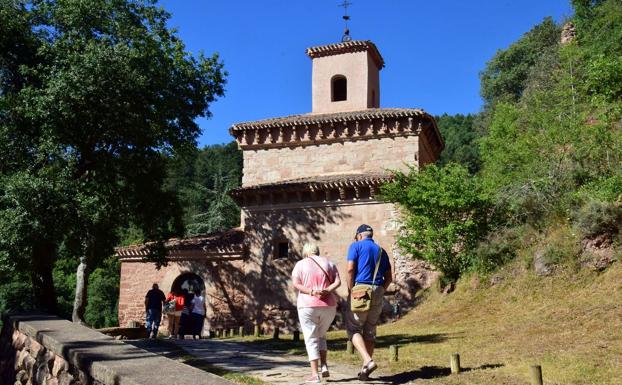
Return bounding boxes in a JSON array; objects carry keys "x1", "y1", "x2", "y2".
[{"x1": 191, "y1": 289, "x2": 206, "y2": 339}]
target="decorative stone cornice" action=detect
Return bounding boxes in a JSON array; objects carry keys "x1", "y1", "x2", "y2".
[
  {"x1": 230, "y1": 173, "x2": 393, "y2": 208},
  {"x1": 115, "y1": 228, "x2": 246, "y2": 261},
  {"x1": 306, "y1": 40, "x2": 385, "y2": 69},
  {"x1": 229, "y1": 108, "x2": 441, "y2": 150}
]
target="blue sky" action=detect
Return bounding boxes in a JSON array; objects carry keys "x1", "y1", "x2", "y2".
[{"x1": 159, "y1": 0, "x2": 573, "y2": 147}]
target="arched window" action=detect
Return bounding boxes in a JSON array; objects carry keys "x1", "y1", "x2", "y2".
[{"x1": 331, "y1": 75, "x2": 347, "y2": 102}]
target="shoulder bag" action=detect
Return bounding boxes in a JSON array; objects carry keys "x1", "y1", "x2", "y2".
[
  {"x1": 163, "y1": 299, "x2": 176, "y2": 314},
  {"x1": 350, "y1": 247, "x2": 383, "y2": 313}
]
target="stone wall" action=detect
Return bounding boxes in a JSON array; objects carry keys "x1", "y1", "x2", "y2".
[
  {"x1": 0, "y1": 314, "x2": 234, "y2": 385},
  {"x1": 118, "y1": 200, "x2": 439, "y2": 333},
  {"x1": 241, "y1": 200, "x2": 437, "y2": 327},
  {"x1": 242, "y1": 135, "x2": 418, "y2": 186},
  {"x1": 118, "y1": 259, "x2": 246, "y2": 330},
  {"x1": 1, "y1": 316, "x2": 92, "y2": 385}
]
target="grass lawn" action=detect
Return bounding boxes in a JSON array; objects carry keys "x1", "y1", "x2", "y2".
[{"x1": 235, "y1": 260, "x2": 622, "y2": 385}]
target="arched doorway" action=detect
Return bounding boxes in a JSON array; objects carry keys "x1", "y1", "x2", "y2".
[{"x1": 170, "y1": 272, "x2": 205, "y2": 294}]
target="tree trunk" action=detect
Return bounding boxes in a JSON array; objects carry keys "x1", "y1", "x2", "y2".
[
  {"x1": 31, "y1": 242, "x2": 57, "y2": 313},
  {"x1": 72, "y1": 256, "x2": 89, "y2": 324}
]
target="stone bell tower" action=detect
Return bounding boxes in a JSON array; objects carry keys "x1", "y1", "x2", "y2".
[{"x1": 307, "y1": 40, "x2": 383, "y2": 114}]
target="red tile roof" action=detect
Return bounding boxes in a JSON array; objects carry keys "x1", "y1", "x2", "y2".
[
  {"x1": 230, "y1": 108, "x2": 428, "y2": 132},
  {"x1": 306, "y1": 40, "x2": 385, "y2": 69},
  {"x1": 115, "y1": 228, "x2": 245, "y2": 260}
]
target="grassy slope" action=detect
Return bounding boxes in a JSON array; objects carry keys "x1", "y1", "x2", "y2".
[{"x1": 326, "y1": 261, "x2": 622, "y2": 385}]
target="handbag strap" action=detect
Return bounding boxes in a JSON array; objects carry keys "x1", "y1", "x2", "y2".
[
  {"x1": 370, "y1": 247, "x2": 383, "y2": 286},
  {"x1": 308, "y1": 256, "x2": 333, "y2": 284}
]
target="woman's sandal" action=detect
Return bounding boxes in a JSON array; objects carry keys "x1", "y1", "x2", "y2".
[{"x1": 357, "y1": 360, "x2": 377, "y2": 380}]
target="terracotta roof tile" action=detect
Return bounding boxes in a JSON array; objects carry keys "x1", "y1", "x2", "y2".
[
  {"x1": 232, "y1": 173, "x2": 393, "y2": 194},
  {"x1": 115, "y1": 228, "x2": 245, "y2": 258},
  {"x1": 230, "y1": 108, "x2": 427, "y2": 132},
  {"x1": 306, "y1": 40, "x2": 385, "y2": 68}
]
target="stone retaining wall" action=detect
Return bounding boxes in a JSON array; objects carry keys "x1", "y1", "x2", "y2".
[{"x1": 0, "y1": 314, "x2": 234, "y2": 385}]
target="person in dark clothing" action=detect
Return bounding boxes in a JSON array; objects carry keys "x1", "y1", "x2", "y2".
[
  {"x1": 177, "y1": 289, "x2": 194, "y2": 340},
  {"x1": 144, "y1": 283, "x2": 166, "y2": 338}
]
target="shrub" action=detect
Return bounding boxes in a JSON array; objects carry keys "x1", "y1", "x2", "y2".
[
  {"x1": 0, "y1": 279, "x2": 35, "y2": 329},
  {"x1": 381, "y1": 163, "x2": 499, "y2": 281},
  {"x1": 472, "y1": 227, "x2": 523, "y2": 274},
  {"x1": 573, "y1": 200, "x2": 622, "y2": 239}
]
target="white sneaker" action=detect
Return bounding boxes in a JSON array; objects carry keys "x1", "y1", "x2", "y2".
[{"x1": 321, "y1": 365, "x2": 330, "y2": 378}]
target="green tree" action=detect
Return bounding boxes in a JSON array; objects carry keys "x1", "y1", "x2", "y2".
[
  {"x1": 166, "y1": 142, "x2": 242, "y2": 236},
  {"x1": 381, "y1": 164, "x2": 497, "y2": 281},
  {"x1": 84, "y1": 256, "x2": 120, "y2": 328},
  {"x1": 480, "y1": 17, "x2": 561, "y2": 106},
  {"x1": 435, "y1": 113, "x2": 482, "y2": 173},
  {"x1": 0, "y1": 0, "x2": 226, "y2": 320}
]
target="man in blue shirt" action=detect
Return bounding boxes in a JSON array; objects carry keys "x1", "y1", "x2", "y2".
[{"x1": 346, "y1": 224, "x2": 392, "y2": 380}]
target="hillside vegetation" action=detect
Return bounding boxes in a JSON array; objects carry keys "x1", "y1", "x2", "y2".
[
  {"x1": 383, "y1": 0, "x2": 622, "y2": 283},
  {"x1": 369, "y1": 2, "x2": 622, "y2": 383},
  {"x1": 325, "y1": 258, "x2": 622, "y2": 385}
]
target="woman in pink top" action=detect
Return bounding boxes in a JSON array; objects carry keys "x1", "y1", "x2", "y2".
[{"x1": 292, "y1": 243, "x2": 341, "y2": 383}]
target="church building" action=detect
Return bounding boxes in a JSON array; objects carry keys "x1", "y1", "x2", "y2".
[{"x1": 115, "y1": 39, "x2": 444, "y2": 332}]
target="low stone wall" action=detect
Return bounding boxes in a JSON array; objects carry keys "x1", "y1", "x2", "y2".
[{"x1": 0, "y1": 314, "x2": 235, "y2": 385}]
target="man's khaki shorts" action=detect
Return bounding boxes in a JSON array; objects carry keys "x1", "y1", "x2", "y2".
[{"x1": 346, "y1": 285, "x2": 385, "y2": 341}]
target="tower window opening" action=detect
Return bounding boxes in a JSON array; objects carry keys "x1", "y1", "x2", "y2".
[{"x1": 332, "y1": 75, "x2": 347, "y2": 102}]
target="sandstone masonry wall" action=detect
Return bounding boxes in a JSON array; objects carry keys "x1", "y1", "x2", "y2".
[
  {"x1": 311, "y1": 50, "x2": 379, "y2": 113},
  {"x1": 0, "y1": 314, "x2": 234, "y2": 385},
  {"x1": 242, "y1": 136, "x2": 418, "y2": 186},
  {"x1": 241, "y1": 200, "x2": 437, "y2": 328},
  {"x1": 118, "y1": 259, "x2": 246, "y2": 330}
]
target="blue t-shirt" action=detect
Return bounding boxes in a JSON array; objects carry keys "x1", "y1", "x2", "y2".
[{"x1": 347, "y1": 238, "x2": 390, "y2": 285}]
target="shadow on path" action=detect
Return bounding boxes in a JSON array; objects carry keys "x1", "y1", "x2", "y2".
[
  {"x1": 127, "y1": 338, "x2": 502, "y2": 385},
  {"x1": 374, "y1": 363, "x2": 505, "y2": 384}
]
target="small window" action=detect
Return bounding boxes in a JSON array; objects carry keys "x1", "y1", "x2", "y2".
[
  {"x1": 332, "y1": 75, "x2": 347, "y2": 102},
  {"x1": 274, "y1": 241, "x2": 289, "y2": 260}
]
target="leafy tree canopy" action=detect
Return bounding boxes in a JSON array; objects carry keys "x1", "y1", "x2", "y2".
[
  {"x1": 0, "y1": 0, "x2": 226, "y2": 313},
  {"x1": 480, "y1": 17, "x2": 561, "y2": 106},
  {"x1": 381, "y1": 164, "x2": 498, "y2": 280},
  {"x1": 435, "y1": 113, "x2": 482, "y2": 174},
  {"x1": 165, "y1": 142, "x2": 243, "y2": 237}
]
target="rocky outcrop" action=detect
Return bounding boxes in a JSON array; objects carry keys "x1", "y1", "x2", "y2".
[
  {"x1": 392, "y1": 247, "x2": 440, "y2": 305},
  {"x1": 533, "y1": 248, "x2": 554, "y2": 276},
  {"x1": 561, "y1": 22, "x2": 577, "y2": 45},
  {"x1": 580, "y1": 235, "x2": 617, "y2": 271}
]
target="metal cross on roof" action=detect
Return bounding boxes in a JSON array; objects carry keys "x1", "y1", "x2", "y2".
[{"x1": 339, "y1": 0, "x2": 353, "y2": 42}]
